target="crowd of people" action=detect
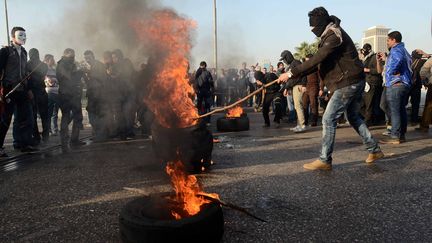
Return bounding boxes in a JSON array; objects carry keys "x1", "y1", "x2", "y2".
[
  {"x1": 0, "y1": 26, "x2": 150, "y2": 156},
  {"x1": 193, "y1": 6, "x2": 432, "y2": 170},
  {"x1": 2, "y1": 6, "x2": 432, "y2": 169}
]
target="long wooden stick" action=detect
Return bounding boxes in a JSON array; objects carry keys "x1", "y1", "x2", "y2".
[
  {"x1": 196, "y1": 79, "x2": 280, "y2": 119},
  {"x1": 197, "y1": 193, "x2": 267, "y2": 222}
]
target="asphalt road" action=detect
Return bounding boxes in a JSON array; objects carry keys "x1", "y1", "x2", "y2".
[{"x1": 1, "y1": 109, "x2": 431, "y2": 242}]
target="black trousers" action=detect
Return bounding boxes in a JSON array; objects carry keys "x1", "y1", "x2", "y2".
[
  {"x1": 363, "y1": 84, "x2": 384, "y2": 124},
  {"x1": 32, "y1": 91, "x2": 50, "y2": 141},
  {"x1": 0, "y1": 90, "x2": 34, "y2": 148},
  {"x1": 262, "y1": 92, "x2": 282, "y2": 125},
  {"x1": 59, "y1": 94, "x2": 82, "y2": 145},
  {"x1": 407, "y1": 83, "x2": 422, "y2": 123},
  {"x1": 197, "y1": 92, "x2": 213, "y2": 123}
]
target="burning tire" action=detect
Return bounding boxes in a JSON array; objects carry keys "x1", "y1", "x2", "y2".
[
  {"x1": 151, "y1": 121, "x2": 213, "y2": 173},
  {"x1": 216, "y1": 113, "x2": 250, "y2": 132},
  {"x1": 119, "y1": 193, "x2": 224, "y2": 243}
]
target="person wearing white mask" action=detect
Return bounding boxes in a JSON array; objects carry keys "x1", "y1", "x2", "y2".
[{"x1": 0, "y1": 26, "x2": 38, "y2": 157}]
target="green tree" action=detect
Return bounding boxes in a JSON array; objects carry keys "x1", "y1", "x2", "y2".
[{"x1": 294, "y1": 39, "x2": 319, "y2": 60}]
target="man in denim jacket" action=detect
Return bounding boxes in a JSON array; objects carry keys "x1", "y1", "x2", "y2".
[{"x1": 379, "y1": 31, "x2": 412, "y2": 144}]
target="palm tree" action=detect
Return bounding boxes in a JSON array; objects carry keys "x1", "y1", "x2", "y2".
[{"x1": 294, "y1": 38, "x2": 319, "y2": 60}]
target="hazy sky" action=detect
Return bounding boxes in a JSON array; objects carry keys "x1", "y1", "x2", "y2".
[{"x1": 1, "y1": 0, "x2": 431, "y2": 68}]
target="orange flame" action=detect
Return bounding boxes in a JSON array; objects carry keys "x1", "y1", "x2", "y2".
[
  {"x1": 226, "y1": 106, "x2": 243, "y2": 118},
  {"x1": 131, "y1": 10, "x2": 198, "y2": 128},
  {"x1": 166, "y1": 161, "x2": 219, "y2": 218}
]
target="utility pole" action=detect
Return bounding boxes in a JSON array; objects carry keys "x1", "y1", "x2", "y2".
[
  {"x1": 4, "y1": 0, "x2": 10, "y2": 44},
  {"x1": 213, "y1": 0, "x2": 218, "y2": 73}
]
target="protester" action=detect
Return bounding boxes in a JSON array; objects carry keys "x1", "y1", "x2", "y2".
[
  {"x1": 278, "y1": 7, "x2": 383, "y2": 170},
  {"x1": 195, "y1": 61, "x2": 214, "y2": 125},
  {"x1": 44, "y1": 54, "x2": 60, "y2": 137},
  {"x1": 254, "y1": 66, "x2": 264, "y2": 112},
  {"x1": 27, "y1": 48, "x2": 49, "y2": 144},
  {"x1": 247, "y1": 65, "x2": 257, "y2": 107},
  {"x1": 56, "y1": 48, "x2": 84, "y2": 152},
  {"x1": 111, "y1": 49, "x2": 136, "y2": 140},
  {"x1": 361, "y1": 43, "x2": 384, "y2": 126},
  {"x1": 259, "y1": 69, "x2": 282, "y2": 127},
  {"x1": 83, "y1": 50, "x2": 109, "y2": 141},
  {"x1": 279, "y1": 50, "x2": 307, "y2": 132},
  {"x1": 417, "y1": 51, "x2": 432, "y2": 132},
  {"x1": 302, "y1": 54, "x2": 320, "y2": 127},
  {"x1": 0, "y1": 27, "x2": 37, "y2": 156},
  {"x1": 379, "y1": 31, "x2": 412, "y2": 144},
  {"x1": 407, "y1": 50, "x2": 426, "y2": 125}
]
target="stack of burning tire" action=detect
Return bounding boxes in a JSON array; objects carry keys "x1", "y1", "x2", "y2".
[
  {"x1": 151, "y1": 121, "x2": 213, "y2": 173},
  {"x1": 216, "y1": 106, "x2": 249, "y2": 132}
]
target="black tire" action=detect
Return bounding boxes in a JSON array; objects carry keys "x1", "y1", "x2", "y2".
[
  {"x1": 151, "y1": 121, "x2": 213, "y2": 172},
  {"x1": 119, "y1": 193, "x2": 224, "y2": 243},
  {"x1": 216, "y1": 114, "x2": 250, "y2": 132}
]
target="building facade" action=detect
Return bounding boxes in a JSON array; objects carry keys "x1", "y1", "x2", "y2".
[{"x1": 361, "y1": 25, "x2": 391, "y2": 54}]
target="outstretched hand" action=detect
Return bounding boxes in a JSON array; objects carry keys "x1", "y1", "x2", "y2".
[{"x1": 278, "y1": 72, "x2": 290, "y2": 83}]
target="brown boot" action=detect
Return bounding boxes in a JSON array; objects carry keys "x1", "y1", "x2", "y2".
[
  {"x1": 379, "y1": 138, "x2": 401, "y2": 144},
  {"x1": 303, "y1": 160, "x2": 332, "y2": 171},
  {"x1": 365, "y1": 151, "x2": 384, "y2": 163}
]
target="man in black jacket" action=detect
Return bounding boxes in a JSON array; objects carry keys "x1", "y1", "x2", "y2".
[
  {"x1": 57, "y1": 48, "x2": 84, "y2": 152},
  {"x1": 258, "y1": 71, "x2": 282, "y2": 127},
  {"x1": 0, "y1": 27, "x2": 37, "y2": 156},
  {"x1": 278, "y1": 7, "x2": 383, "y2": 170},
  {"x1": 27, "y1": 48, "x2": 49, "y2": 144},
  {"x1": 361, "y1": 43, "x2": 384, "y2": 126},
  {"x1": 195, "y1": 61, "x2": 214, "y2": 124}
]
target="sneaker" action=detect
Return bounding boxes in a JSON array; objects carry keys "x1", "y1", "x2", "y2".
[
  {"x1": 303, "y1": 160, "x2": 332, "y2": 171},
  {"x1": 0, "y1": 148, "x2": 8, "y2": 157},
  {"x1": 379, "y1": 138, "x2": 401, "y2": 145},
  {"x1": 293, "y1": 126, "x2": 307, "y2": 133},
  {"x1": 290, "y1": 125, "x2": 300, "y2": 131},
  {"x1": 382, "y1": 129, "x2": 391, "y2": 136},
  {"x1": 365, "y1": 151, "x2": 384, "y2": 163},
  {"x1": 262, "y1": 124, "x2": 270, "y2": 128}
]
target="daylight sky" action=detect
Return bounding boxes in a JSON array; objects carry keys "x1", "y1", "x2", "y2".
[{"x1": 1, "y1": 0, "x2": 431, "y2": 68}]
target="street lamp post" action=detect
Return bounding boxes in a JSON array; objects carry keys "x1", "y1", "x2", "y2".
[
  {"x1": 213, "y1": 0, "x2": 218, "y2": 73},
  {"x1": 4, "y1": 0, "x2": 10, "y2": 44}
]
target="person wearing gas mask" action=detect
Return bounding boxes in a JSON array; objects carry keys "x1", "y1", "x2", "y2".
[
  {"x1": 56, "y1": 48, "x2": 85, "y2": 152},
  {"x1": 27, "y1": 48, "x2": 49, "y2": 144},
  {"x1": 279, "y1": 50, "x2": 307, "y2": 133},
  {"x1": 277, "y1": 7, "x2": 383, "y2": 170},
  {"x1": 361, "y1": 43, "x2": 384, "y2": 126},
  {"x1": 0, "y1": 27, "x2": 38, "y2": 156}
]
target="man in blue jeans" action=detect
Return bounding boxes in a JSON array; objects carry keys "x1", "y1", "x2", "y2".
[
  {"x1": 278, "y1": 7, "x2": 383, "y2": 170},
  {"x1": 379, "y1": 31, "x2": 412, "y2": 144}
]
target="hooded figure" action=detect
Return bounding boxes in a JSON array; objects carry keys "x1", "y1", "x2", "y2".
[
  {"x1": 27, "y1": 48, "x2": 48, "y2": 92},
  {"x1": 27, "y1": 48, "x2": 49, "y2": 143},
  {"x1": 279, "y1": 50, "x2": 295, "y2": 65}
]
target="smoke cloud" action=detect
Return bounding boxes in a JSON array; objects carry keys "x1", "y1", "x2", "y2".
[{"x1": 33, "y1": 0, "x2": 163, "y2": 65}]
